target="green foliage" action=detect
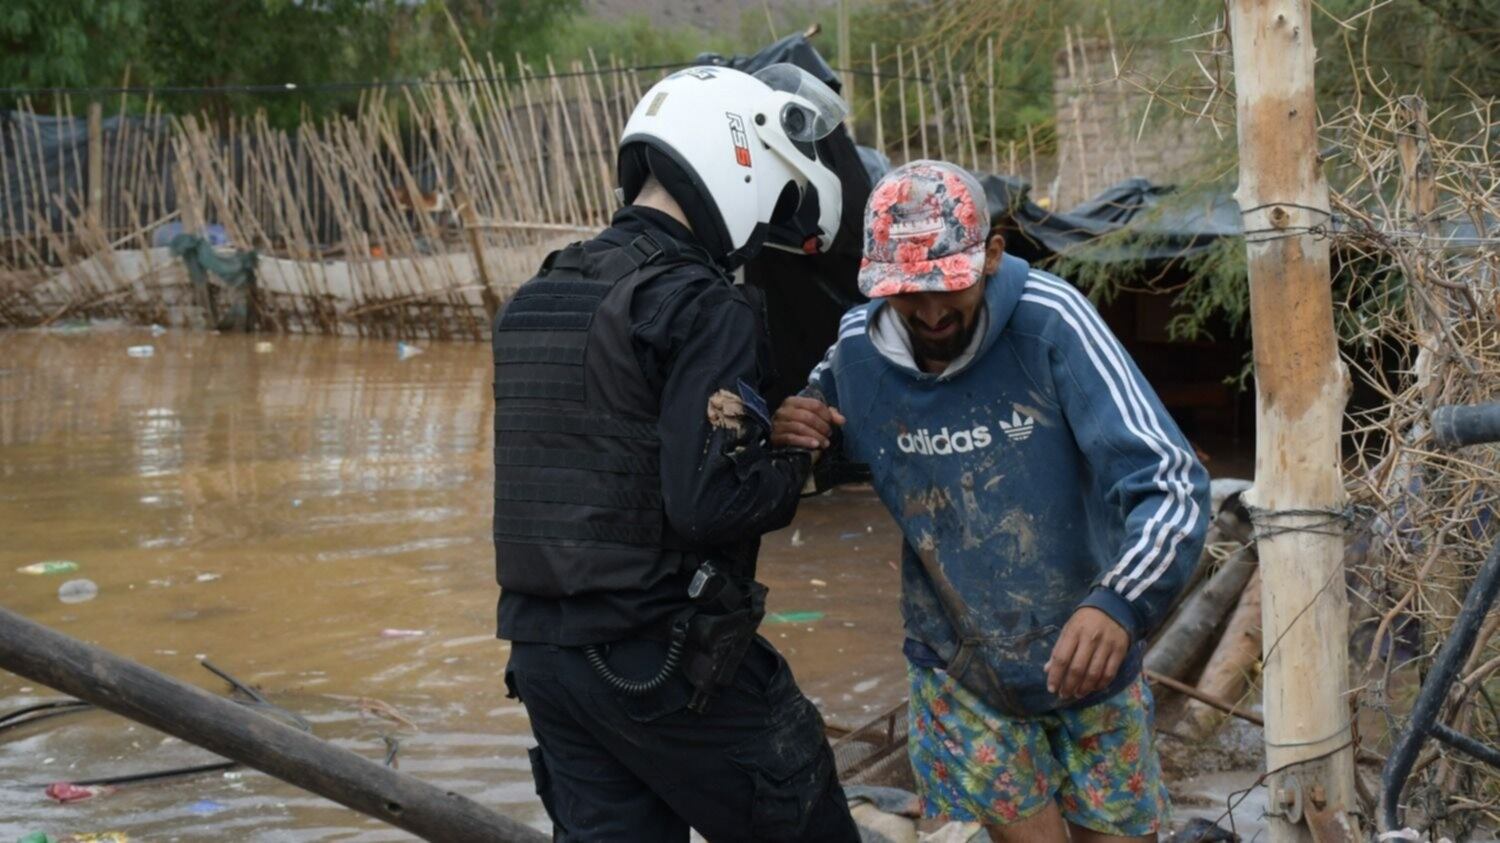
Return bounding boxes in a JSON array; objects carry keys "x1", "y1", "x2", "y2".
[
  {"x1": 0, "y1": 0, "x2": 146, "y2": 97},
  {"x1": 529, "y1": 13, "x2": 735, "y2": 67},
  {"x1": 2, "y1": 0, "x2": 582, "y2": 123}
]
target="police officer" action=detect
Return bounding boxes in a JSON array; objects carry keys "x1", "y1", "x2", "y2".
[{"x1": 493, "y1": 64, "x2": 860, "y2": 842}]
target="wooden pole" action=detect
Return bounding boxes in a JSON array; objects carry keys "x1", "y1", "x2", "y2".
[
  {"x1": 928, "y1": 55, "x2": 945, "y2": 161},
  {"x1": 1397, "y1": 96, "x2": 1444, "y2": 405},
  {"x1": 88, "y1": 101, "x2": 104, "y2": 227},
  {"x1": 987, "y1": 38, "x2": 998, "y2": 174},
  {"x1": 896, "y1": 47, "x2": 909, "y2": 162},
  {"x1": 871, "y1": 43, "x2": 884, "y2": 155},
  {"x1": 838, "y1": 0, "x2": 853, "y2": 142},
  {"x1": 913, "y1": 47, "x2": 928, "y2": 159},
  {"x1": 1064, "y1": 27, "x2": 1090, "y2": 204},
  {"x1": 0, "y1": 607, "x2": 546, "y2": 843},
  {"x1": 1227, "y1": 1, "x2": 1360, "y2": 839},
  {"x1": 1026, "y1": 122, "x2": 1038, "y2": 194}
]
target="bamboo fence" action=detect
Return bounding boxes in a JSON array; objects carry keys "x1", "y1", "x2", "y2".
[
  {"x1": 0, "y1": 54, "x2": 651, "y2": 338},
  {"x1": 0, "y1": 41, "x2": 1068, "y2": 337}
]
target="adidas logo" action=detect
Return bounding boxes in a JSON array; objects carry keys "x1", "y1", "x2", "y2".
[
  {"x1": 999, "y1": 411, "x2": 1035, "y2": 442},
  {"x1": 896, "y1": 425, "x2": 992, "y2": 456}
]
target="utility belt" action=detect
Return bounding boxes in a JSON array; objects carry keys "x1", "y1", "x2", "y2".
[{"x1": 583, "y1": 562, "x2": 765, "y2": 714}]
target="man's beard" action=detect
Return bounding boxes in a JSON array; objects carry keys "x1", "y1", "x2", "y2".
[{"x1": 907, "y1": 311, "x2": 980, "y2": 367}]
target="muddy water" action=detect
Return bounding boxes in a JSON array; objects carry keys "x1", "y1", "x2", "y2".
[{"x1": 0, "y1": 327, "x2": 908, "y2": 841}]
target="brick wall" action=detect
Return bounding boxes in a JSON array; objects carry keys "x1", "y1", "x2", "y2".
[{"x1": 1050, "y1": 37, "x2": 1221, "y2": 209}]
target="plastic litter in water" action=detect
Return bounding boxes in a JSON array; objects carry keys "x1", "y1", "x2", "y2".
[
  {"x1": 149, "y1": 324, "x2": 167, "y2": 336},
  {"x1": 195, "y1": 573, "x2": 221, "y2": 583},
  {"x1": 187, "y1": 799, "x2": 228, "y2": 816},
  {"x1": 57, "y1": 579, "x2": 99, "y2": 605},
  {"x1": 809, "y1": 578, "x2": 827, "y2": 587},
  {"x1": 396, "y1": 342, "x2": 424, "y2": 361},
  {"x1": 765, "y1": 611, "x2": 824, "y2": 625},
  {"x1": 838, "y1": 531, "x2": 863, "y2": 540},
  {"x1": 381, "y1": 628, "x2": 427, "y2": 638},
  {"x1": 125, "y1": 345, "x2": 155, "y2": 358},
  {"x1": 17, "y1": 833, "x2": 53, "y2": 843},
  {"x1": 18, "y1": 560, "x2": 80, "y2": 576},
  {"x1": 789, "y1": 529, "x2": 805, "y2": 547},
  {"x1": 45, "y1": 782, "x2": 112, "y2": 803},
  {"x1": 67, "y1": 834, "x2": 130, "y2": 843},
  {"x1": 254, "y1": 341, "x2": 275, "y2": 354}
]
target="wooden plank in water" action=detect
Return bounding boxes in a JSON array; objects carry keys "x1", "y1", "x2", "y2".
[{"x1": 0, "y1": 606, "x2": 547, "y2": 843}]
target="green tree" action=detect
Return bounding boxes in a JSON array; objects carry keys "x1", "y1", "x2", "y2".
[{"x1": 0, "y1": 0, "x2": 146, "y2": 107}]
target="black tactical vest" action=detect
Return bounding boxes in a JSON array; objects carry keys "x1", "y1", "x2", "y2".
[{"x1": 492, "y1": 232, "x2": 699, "y2": 599}]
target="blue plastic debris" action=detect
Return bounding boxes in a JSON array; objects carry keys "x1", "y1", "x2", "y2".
[{"x1": 187, "y1": 799, "x2": 228, "y2": 816}]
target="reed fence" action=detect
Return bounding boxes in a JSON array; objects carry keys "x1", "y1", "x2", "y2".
[{"x1": 0, "y1": 40, "x2": 1068, "y2": 337}]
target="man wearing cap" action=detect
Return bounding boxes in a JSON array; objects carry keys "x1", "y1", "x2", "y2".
[{"x1": 772, "y1": 160, "x2": 1210, "y2": 842}]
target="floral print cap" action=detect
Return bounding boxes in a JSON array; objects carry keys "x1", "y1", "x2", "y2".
[{"x1": 858, "y1": 159, "x2": 991, "y2": 298}]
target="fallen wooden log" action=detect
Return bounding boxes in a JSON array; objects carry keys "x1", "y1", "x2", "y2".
[
  {"x1": 1146, "y1": 485, "x2": 1254, "y2": 648},
  {"x1": 1144, "y1": 544, "x2": 1258, "y2": 681},
  {"x1": 0, "y1": 606, "x2": 546, "y2": 843},
  {"x1": 1180, "y1": 568, "x2": 1264, "y2": 740}
]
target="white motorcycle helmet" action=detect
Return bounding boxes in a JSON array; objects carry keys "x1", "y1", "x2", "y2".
[{"x1": 617, "y1": 63, "x2": 849, "y2": 269}]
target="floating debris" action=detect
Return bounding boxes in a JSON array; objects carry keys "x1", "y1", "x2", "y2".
[
  {"x1": 790, "y1": 529, "x2": 805, "y2": 547},
  {"x1": 57, "y1": 579, "x2": 99, "y2": 604},
  {"x1": 396, "y1": 342, "x2": 424, "y2": 361},
  {"x1": 194, "y1": 573, "x2": 221, "y2": 583},
  {"x1": 186, "y1": 799, "x2": 229, "y2": 816},
  {"x1": 45, "y1": 782, "x2": 112, "y2": 803},
  {"x1": 18, "y1": 561, "x2": 79, "y2": 576},
  {"x1": 766, "y1": 611, "x2": 824, "y2": 625},
  {"x1": 380, "y1": 628, "x2": 427, "y2": 639},
  {"x1": 125, "y1": 345, "x2": 154, "y2": 358},
  {"x1": 254, "y1": 341, "x2": 275, "y2": 354},
  {"x1": 810, "y1": 578, "x2": 828, "y2": 587}
]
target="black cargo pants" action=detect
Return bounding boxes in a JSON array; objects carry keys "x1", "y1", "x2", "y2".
[{"x1": 506, "y1": 635, "x2": 859, "y2": 842}]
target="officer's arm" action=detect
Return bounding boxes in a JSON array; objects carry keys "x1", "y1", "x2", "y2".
[{"x1": 655, "y1": 288, "x2": 807, "y2": 546}]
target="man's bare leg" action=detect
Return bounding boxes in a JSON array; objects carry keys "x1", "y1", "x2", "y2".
[
  {"x1": 983, "y1": 802, "x2": 1069, "y2": 843},
  {"x1": 1067, "y1": 821, "x2": 1155, "y2": 843}
]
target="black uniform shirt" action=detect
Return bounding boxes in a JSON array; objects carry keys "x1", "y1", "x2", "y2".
[{"x1": 497, "y1": 206, "x2": 809, "y2": 644}]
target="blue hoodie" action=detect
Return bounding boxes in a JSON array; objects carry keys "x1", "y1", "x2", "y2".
[{"x1": 807, "y1": 253, "x2": 1210, "y2": 715}]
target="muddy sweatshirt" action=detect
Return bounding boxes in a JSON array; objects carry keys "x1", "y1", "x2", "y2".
[{"x1": 806, "y1": 253, "x2": 1210, "y2": 714}]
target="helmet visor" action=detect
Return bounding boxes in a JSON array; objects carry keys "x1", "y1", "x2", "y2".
[{"x1": 753, "y1": 63, "x2": 850, "y2": 143}]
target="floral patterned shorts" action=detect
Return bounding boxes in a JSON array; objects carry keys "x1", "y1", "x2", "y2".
[{"x1": 907, "y1": 665, "x2": 1170, "y2": 836}]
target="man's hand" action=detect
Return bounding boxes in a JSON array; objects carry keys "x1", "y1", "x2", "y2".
[
  {"x1": 771, "y1": 396, "x2": 846, "y2": 450},
  {"x1": 1044, "y1": 607, "x2": 1130, "y2": 699}
]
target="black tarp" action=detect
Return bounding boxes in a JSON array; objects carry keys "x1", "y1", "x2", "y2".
[
  {"x1": 982, "y1": 175, "x2": 1242, "y2": 265},
  {"x1": 0, "y1": 110, "x2": 175, "y2": 235}
]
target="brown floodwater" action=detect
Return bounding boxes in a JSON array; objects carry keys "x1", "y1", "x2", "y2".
[{"x1": 0, "y1": 326, "x2": 909, "y2": 841}]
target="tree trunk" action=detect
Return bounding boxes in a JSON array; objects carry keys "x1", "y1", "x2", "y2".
[{"x1": 1227, "y1": 1, "x2": 1361, "y2": 839}]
